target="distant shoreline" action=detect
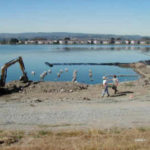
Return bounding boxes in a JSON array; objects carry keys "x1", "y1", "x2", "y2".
[{"x1": 0, "y1": 44, "x2": 150, "y2": 46}]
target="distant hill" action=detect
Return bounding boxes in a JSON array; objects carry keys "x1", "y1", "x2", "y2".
[{"x1": 0, "y1": 32, "x2": 148, "y2": 41}]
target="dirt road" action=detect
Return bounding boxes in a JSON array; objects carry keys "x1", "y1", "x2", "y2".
[{"x1": 0, "y1": 95, "x2": 150, "y2": 131}]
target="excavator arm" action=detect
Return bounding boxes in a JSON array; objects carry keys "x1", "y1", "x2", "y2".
[{"x1": 0, "y1": 56, "x2": 28, "y2": 87}]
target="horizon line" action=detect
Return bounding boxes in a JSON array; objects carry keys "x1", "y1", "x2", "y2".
[{"x1": 0, "y1": 32, "x2": 149, "y2": 37}]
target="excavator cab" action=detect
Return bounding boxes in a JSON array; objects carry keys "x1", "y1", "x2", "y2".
[{"x1": 0, "y1": 56, "x2": 29, "y2": 87}]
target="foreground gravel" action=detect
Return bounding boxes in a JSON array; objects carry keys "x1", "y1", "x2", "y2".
[{"x1": 0, "y1": 98, "x2": 150, "y2": 131}]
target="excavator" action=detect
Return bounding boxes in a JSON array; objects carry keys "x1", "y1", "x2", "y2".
[{"x1": 0, "y1": 56, "x2": 28, "y2": 87}]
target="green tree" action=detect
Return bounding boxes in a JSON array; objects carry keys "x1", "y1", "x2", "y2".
[
  {"x1": 9, "y1": 38, "x2": 19, "y2": 44},
  {"x1": 1, "y1": 39, "x2": 7, "y2": 44},
  {"x1": 110, "y1": 38, "x2": 115, "y2": 44}
]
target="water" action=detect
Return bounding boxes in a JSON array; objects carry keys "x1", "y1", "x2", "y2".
[{"x1": 0, "y1": 45, "x2": 150, "y2": 84}]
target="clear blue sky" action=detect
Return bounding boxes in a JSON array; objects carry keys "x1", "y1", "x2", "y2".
[{"x1": 0, "y1": 0, "x2": 150, "y2": 35}]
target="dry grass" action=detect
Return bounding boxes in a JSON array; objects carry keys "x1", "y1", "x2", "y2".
[{"x1": 0, "y1": 127, "x2": 150, "y2": 150}]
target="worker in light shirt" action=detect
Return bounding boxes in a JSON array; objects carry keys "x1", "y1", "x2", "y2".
[{"x1": 102, "y1": 76, "x2": 110, "y2": 97}]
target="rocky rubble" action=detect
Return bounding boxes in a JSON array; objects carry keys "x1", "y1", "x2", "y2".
[{"x1": 1, "y1": 81, "x2": 88, "y2": 95}]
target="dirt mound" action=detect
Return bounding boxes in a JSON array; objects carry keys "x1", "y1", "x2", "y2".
[{"x1": 3, "y1": 81, "x2": 88, "y2": 95}]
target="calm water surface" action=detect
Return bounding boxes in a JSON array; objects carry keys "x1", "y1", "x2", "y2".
[{"x1": 0, "y1": 45, "x2": 150, "y2": 84}]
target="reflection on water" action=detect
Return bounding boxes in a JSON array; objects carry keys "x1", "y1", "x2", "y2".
[
  {"x1": 56, "y1": 45, "x2": 150, "y2": 52},
  {"x1": 0, "y1": 45, "x2": 149, "y2": 84}
]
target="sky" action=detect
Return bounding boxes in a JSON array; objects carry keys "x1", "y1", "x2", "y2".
[{"x1": 0, "y1": 0, "x2": 150, "y2": 36}]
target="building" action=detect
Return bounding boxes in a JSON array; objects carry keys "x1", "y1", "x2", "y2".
[
  {"x1": 140, "y1": 41, "x2": 146, "y2": 45},
  {"x1": 115, "y1": 40, "x2": 122, "y2": 45},
  {"x1": 124, "y1": 40, "x2": 130, "y2": 45},
  {"x1": 130, "y1": 40, "x2": 136, "y2": 45},
  {"x1": 58, "y1": 40, "x2": 64, "y2": 44},
  {"x1": 93, "y1": 40, "x2": 100, "y2": 44},
  {"x1": 102, "y1": 40, "x2": 109, "y2": 45},
  {"x1": 25, "y1": 40, "x2": 36, "y2": 44}
]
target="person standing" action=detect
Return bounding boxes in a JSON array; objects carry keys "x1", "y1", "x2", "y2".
[
  {"x1": 112, "y1": 75, "x2": 119, "y2": 94},
  {"x1": 102, "y1": 76, "x2": 110, "y2": 97}
]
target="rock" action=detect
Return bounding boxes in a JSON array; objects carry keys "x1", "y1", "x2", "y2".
[
  {"x1": 89, "y1": 72, "x2": 93, "y2": 77},
  {"x1": 83, "y1": 97, "x2": 91, "y2": 101},
  {"x1": 144, "y1": 80, "x2": 149, "y2": 85},
  {"x1": 33, "y1": 81, "x2": 40, "y2": 84},
  {"x1": 0, "y1": 137, "x2": 18, "y2": 145},
  {"x1": 57, "y1": 73, "x2": 61, "y2": 78},
  {"x1": 30, "y1": 104, "x2": 35, "y2": 107},
  {"x1": 48, "y1": 69, "x2": 52, "y2": 74},
  {"x1": 69, "y1": 90, "x2": 73, "y2": 93},
  {"x1": 35, "y1": 99, "x2": 42, "y2": 103},
  {"x1": 43, "y1": 89, "x2": 48, "y2": 93},
  {"x1": 60, "y1": 69, "x2": 63, "y2": 74},
  {"x1": 78, "y1": 84, "x2": 88, "y2": 90},
  {"x1": 60, "y1": 89, "x2": 65, "y2": 93},
  {"x1": 0, "y1": 139, "x2": 4, "y2": 145},
  {"x1": 32, "y1": 98, "x2": 42, "y2": 103},
  {"x1": 65, "y1": 68, "x2": 68, "y2": 72},
  {"x1": 31, "y1": 71, "x2": 35, "y2": 76},
  {"x1": 40, "y1": 71, "x2": 47, "y2": 80},
  {"x1": 72, "y1": 70, "x2": 77, "y2": 82}
]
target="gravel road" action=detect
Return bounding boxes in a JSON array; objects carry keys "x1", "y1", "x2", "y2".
[{"x1": 0, "y1": 98, "x2": 150, "y2": 131}]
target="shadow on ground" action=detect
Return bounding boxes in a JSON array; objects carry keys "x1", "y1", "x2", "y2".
[
  {"x1": 110, "y1": 91, "x2": 134, "y2": 97},
  {"x1": 0, "y1": 81, "x2": 32, "y2": 96}
]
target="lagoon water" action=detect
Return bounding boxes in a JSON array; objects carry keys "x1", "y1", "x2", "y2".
[{"x1": 0, "y1": 45, "x2": 150, "y2": 84}]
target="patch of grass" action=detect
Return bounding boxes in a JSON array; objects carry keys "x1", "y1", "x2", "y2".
[
  {"x1": 138, "y1": 127, "x2": 150, "y2": 132},
  {"x1": 33, "y1": 130, "x2": 53, "y2": 138},
  {"x1": 38, "y1": 130, "x2": 53, "y2": 136},
  {"x1": 56, "y1": 130, "x2": 84, "y2": 137},
  {"x1": 1, "y1": 128, "x2": 150, "y2": 150},
  {"x1": 0, "y1": 130, "x2": 3, "y2": 133},
  {"x1": 0, "y1": 131, "x2": 24, "y2": 146},
  {"x1": 38, "y1": 123, "x2": 84, "y2": 128},
  {"x1": 108, "y1": 127, "x2": 123, "y2": 134}
]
